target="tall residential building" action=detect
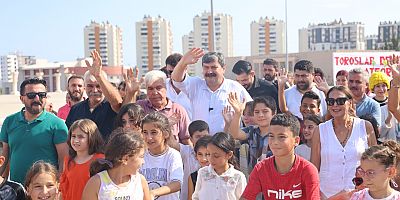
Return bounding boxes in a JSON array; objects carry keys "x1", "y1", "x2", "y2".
[
  {"x1": 377, "y1": 21, "x2": 400, "y2": 49},
  {"x1": 84, "y1": 21, "x2": 123, "y2": 66},
  {"x1": 366, "y1": 35, "x2": 378, "y2": 50},
  {"x1": 299, "y1": 19, "x2": 365, "y2": 51},
  {"x1": 1, "y1": 52, "x2": 36, "y2": 94},
  {"x1": 182, "y1": 12, "x2": 233, "y2": 76},
  {"x1": 135, "y1": 15, "x2": 173, "y2": 74},
  {"x1": 250, "y1": 17, "x2": 286, "y2": 56}
]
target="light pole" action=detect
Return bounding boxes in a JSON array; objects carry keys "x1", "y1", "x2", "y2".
[
  {"x1": 210, "y1": 0, "x2": 215, "y2": 52},
  {"x1": 285, "y1": 0, "x2": 289, "y2": 72}
]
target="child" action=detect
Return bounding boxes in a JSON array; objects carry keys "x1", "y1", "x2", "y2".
[
  {"x1": 82, "y1": 129, "x2": 150, "y2": 199},
  {"x1": 225, "y1": 93, "x2": 276, "y2": 173},
  {"x1": 188, "y1": 135, "x2": 212, "y2": 200},
  {"x1": 59, "y1": 119, "x2": 104, "y2": 200},
  {"x1": 350, "y1": 140, "x2": 400, "y2": 199},
  {"x1": 0, "y1": 143, "x2": 26, "y2": 199},
  {"x1": 25, "y1": 161, "x2": 59, "y2": 200},
  {"x1": 169, "y1": 120, "x2": 209, "y2": 200},
  {"x1": 295, "y1": 114, "x2": 322, "y2": 161},
  {"x1": 241, "y1": 113, "x2": 320, "y2": 200},
  {"x1": 114, "y1": 103, "x2": 145, "y2": 131},
  {"x1": 192, "y1": 132, "x2": 247, "y2": 200},
  {"x1": 139, "y1": 112, "x2": 184, "y2": 200}
]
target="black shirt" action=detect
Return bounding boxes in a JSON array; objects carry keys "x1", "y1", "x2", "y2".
[
  {"x1": 0, "y1": 179, "x2": 26, "y2": 200},
  {"x1": 247, "y1": 77, "x2": 280, "y2": 112},
  {"x1": 66, "y1": 99, "x2": 117, "y2": 140}
]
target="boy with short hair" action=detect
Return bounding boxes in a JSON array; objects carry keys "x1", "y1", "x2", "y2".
[
  {"x1": 0, "y1": 143, "x2": 27, "y2": 199},
  {"x1": 170, "y1": 120, "x2": 210, "y2": 200},
  {"x1": 241, "y1": 113, "x2": 320, "y2": 200}
]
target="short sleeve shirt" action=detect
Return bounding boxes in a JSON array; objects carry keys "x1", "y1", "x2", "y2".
[{"x1": 0, "y1": 109, "x2": 68, "y2": 184}]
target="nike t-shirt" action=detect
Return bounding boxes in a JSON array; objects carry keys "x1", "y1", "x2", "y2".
[{"x1": 242, "y1": 155, "x2": 320, "y2": 200}]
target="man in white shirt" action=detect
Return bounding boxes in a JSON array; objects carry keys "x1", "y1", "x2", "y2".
[
  {"x1": 282, "y1": 60, "x2": 327, "y2": 119},
  {"x1": 171, "y1": 48, "x2": 252, "y2": 135}
]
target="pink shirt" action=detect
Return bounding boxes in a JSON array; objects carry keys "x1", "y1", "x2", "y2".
[
  {"x1": 57, "y1": 103, "x2": 71, "y2": 120},
  {"x1": 136, "y1": 98, "x2": 190, "y2": 143}
]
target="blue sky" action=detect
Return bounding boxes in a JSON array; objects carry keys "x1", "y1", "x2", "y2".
[{"x1": 1, "y1": 0, "x2": 399, "y2": 66}]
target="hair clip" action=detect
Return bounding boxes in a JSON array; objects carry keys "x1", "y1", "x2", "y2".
[{"x1": 98, "y1": 158, "x2": 113, "y2": 168}]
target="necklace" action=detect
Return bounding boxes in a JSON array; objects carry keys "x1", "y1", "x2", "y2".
[{"x1": 332, "y1": 117, "x2": 353, "y2": 147}]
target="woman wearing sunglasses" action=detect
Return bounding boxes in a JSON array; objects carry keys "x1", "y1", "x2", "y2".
[
  {"x1": 349, "y1": 140, "x2": 400, "y2": 199},
  {"x1": 311, "y1": 85, "x2": 377, "y2": 199}
]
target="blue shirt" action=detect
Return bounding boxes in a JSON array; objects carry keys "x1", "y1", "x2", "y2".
[{"x1": 356, "y1": 95, "x2": 382, "y2": 127}]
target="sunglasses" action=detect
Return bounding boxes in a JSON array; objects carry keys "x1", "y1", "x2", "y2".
[
  {"x1": 24, "y1": 92, "x2": 47, "y2": 99},
  {"x1": 352, "y1": 177, "x2": 363, "y2": 186},
  {"x1": 326, "y1": 97, "x2": 349, "y2": 106}
]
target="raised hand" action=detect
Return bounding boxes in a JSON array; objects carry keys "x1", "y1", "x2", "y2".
[
  {"x1": 222, "y1": 106, "x2": 234, "y2": 124},
  {"x1": 277, "y1": 72, "x2": 288, "y2": 87},
  {"x1": 227, "y1": 92, "x2": 245, "y2": 114},
  {"x1": 388, "y1": 54, "x2": 400, "y2": 82},
  {"x1": 124, "y1": 67, "x2": 143, "y2": 95},
  {"x1": 85, "y1": 50, "x2": 103, "y2": 77},
  {"x1": 314, "y1": 76, "x2": 330, "y2": 93},
  {"x1": 181, "y1": 48, "x2": 205, "y2": 65}
]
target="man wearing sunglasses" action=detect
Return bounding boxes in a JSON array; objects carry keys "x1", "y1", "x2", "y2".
[{"x1": 0, "y1": 78, "x2": 69, "y2": 184}]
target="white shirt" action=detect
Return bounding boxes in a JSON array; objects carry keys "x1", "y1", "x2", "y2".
[
  {"x1": 179, "y1": 144, "x2": 200, "y2": 200},
  {"x1": 295, "y1": 144, "x2": 311, "y2": 161},
  {"x1": 379, "y1": 105, "x2": 399, "y2": 142},
  {"x1": 166, "y1": 78, "x2": 193, "y2": 120},
  {"x1": 98, "y1": 171, "x2": 143, "y2": 200},
  {"x1": 319, "y1": 118, "x2": 369, "y2": 198},
  {"x1": 192, "y1": 165, "x2": 247, "y2": 200},
  {"x1": 284, "y1": 85, "x2": 327, "y2": 119},
  {"x1": 350, "y1": 188, "x2": 400, "y2": 200},
  {"x1": 173, "y1": 76, "x2": 252, "y2": 135},
  {"x1": 140, "y1": 147, "x2": 183, "y2": 200}
]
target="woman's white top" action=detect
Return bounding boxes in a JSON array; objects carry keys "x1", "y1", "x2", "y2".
[{"x1": 319, "y1": 118, "x2": 369, "y2": 198}]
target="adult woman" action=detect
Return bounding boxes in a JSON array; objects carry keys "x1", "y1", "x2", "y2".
[
  {"x1": 336, "y1": 70, "x2": 349, "y2": 86},
  {"x1": 311, "y1": 86, "x2": 377, "y2": 199}
]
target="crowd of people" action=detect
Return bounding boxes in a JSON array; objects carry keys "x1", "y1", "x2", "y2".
[{"x1": 0, "y1": 48, "x2": 400, "y2": 200}]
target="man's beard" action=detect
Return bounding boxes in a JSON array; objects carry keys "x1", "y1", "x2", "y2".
[
  {"x1": 25, "y1": 101, "x2": 44, "y2": 115},
  {"x1": 296, "y1": 81, "x2": 310, "y2": 91},
  {"x1": 264, "y1": 74, "x2": 275, "y2": 82},
  {"x1": 68, "y1": 90, "x2": 83, "y2": 102}
]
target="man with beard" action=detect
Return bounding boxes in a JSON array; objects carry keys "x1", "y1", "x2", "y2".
[
  {"x1": 348, "y1": 68, "x2": 381, "y2": 126},
  {"x1": 281, "y1": 60, "x2": 327, "y2": 119},
  {"x1": 171, "y1": 48, "x2": 252, "y2": 135},
  {"x1": 57, "y1": 75, "x2": 85, "y2": 120},
  {"x1": 66, "y1": 50, "x2": 124, "y2": 140},
  {"x1": 0, "y1": 78, "x2": 69, "y2": 184},
  {"x1": 263, "y1": 58, "x2": 289, "y2": 90},
  {"x1": 232, "y1": 60, "x2": 279, "y2": 109}
]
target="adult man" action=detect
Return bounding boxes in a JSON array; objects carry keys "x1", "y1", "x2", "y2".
[
  {"x1": 348, "y1": 68, "x2": 381, "y2": 126},
  {"x1": 263, "y1": 58, "x2": 289, "y2": 89},
  {"x1": 0, "y1": 78, "x2": 69, "y2": 184},
  {"x1": 232, "y1": 60, "x2": 279, "y2": 109},
  {"x1": 279, "y1": 60, "x2": 327, "y2": 119},
  {"x1": 66, "y1": 50, "x2": 123, "y2": 140},
  {"x1": 57, "y1": 75, "x2": 85, "y2": 120},
  {"x1": 135, "y1": 70, "x2": 191, "y2": 145},
  {"x1": 164, "y1": 53, "x2": 193, "y2": 119},
  {"x1": 172, "y1": 48, "x2": 252, "y2": 134}
]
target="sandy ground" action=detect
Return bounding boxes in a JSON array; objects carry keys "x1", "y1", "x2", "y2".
[{"x1": 0, "y1": 92, "x2": 68, "y2": 121}]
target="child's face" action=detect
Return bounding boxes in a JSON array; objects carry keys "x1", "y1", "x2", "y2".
[
  {"x1": 142, "y1": 123, "x2": 167, "y2": 153},
  {"x1": 191, "y1": 130, "x2": 209, "y2": 146},
  {"x1": 253, "y1": 103, "x2": 274, "y2": 127},
  {"x1": 125, "y1": 148, "x2": 145, "y2": 174},
  {"x1": 242, "y1": 107, "x2": 254, "y2": 127},
  {"x1": 28, "y1": 173, "x2": 58, "y2": 200},
  {"x1": 207, "y1": 143, "x2": 232, "y2": 171},
  {"x1": 268, "y1": 125, "x2": 300, "y2": 157},
  {"x1": 70, "y1": 128, "x2": 89, "y2": 154},
  {"x1": 303, "y1": 120, "x2": 317, "y2": 141},
  {"x1": 300, "y1": 98, "x2": 320, "y2": 117},
  {"x1": 122, "y1": 113, "x2": 140, "y2": 132},
  {"x1": 359, "y1": 158, "x2": 395, "y2": 192},
  {"x1": 373, "y1": 83, "x2": 388, "y2": 98},
  {"x1": 195, "y1": 146, "x2": 209, "y2": 167}
]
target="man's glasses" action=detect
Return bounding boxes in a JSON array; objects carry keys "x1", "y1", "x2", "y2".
[
  {"x1": 352, "y1": 177, "x2": 363, "y2": 186},
  {"x1": 24, "y1": 92, "x2": 47, "y2": 99},
  {"x1": 326, "y1": 97, "x2": 349, "y2": 106}
]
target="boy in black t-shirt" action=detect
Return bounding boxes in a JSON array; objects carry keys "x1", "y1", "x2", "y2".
[{"x1": 0, "y1": 143, "x2": 27, "y2": 200}]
